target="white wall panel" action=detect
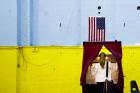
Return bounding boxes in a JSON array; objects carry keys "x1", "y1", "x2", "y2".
[
  {"x1": 0, "y1": 0, "x2": 140, "y2": 46},
  {"x1": 38, "y1": 0, "x2": 81, "y2": 45},
  {"x1": 0, "y1": 0, "x2": 17, "y2": 46}
]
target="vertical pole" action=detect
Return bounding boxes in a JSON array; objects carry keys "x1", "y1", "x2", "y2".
[
  {"x1": 17, "y1": 0, "x2": 30, "y2": 46},
  {"x1": 30, "y1": 0, "x2": 38, "y2": 46},
  {"x1": 17, "y1": 0, "x2": 22, "y2": 46}
]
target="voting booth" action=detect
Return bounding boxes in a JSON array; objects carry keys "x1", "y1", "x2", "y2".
[{"x1": 80, "y1": 41, "x2": 124, "y2": 93}]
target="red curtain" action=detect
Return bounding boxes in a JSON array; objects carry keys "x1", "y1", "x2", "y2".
[
  {"x1": 80, "y1": 42, "x2": 103, "y2": 85},
  {"x1": 80, "y1": 41, "x2": 124, "y2": 93},
  {"x1": 104, "y1": 42, "x2": 124, "y2": 92}
]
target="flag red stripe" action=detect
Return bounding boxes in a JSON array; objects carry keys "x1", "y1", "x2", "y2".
[
  {"x1": 88, "y1": 17, "x2": 90, "y2": 41},
  {"x1": 101, "y1": 30, "x2": 103, "y2": 41},
  {"x1": 98, "y1": 30, "x2": 99, "y2": 41},
  {"x1": 103, "y1": 30, "x2": 105, "y2": 41},
  {"x1": 102, "y1": 29, "x2": 104, "y2": 41},
  {"x1": 100, "y1": 30, "x2": 103, "y2": 41},
  {"x1": 93, "y1": 17, "x2": 96, "y2": 42},
  {"x1": 103, "y1": 29, "x2": 104, "y2": 41},
  {"x1": 91, "y1": 17, "x2": 93, "y2": 41},
  {"x1": 100, "y1": 30, "x2": 102, "y2": 41},
  {"x1": 96, "y1": 29, "x2": 98, "y2": 41},
  {"x1": 95, "y1": 19, "x2": 97, "y2": 41},
  {"x1": 99, "y1": 29, "x2": 102, "y2": 41}
]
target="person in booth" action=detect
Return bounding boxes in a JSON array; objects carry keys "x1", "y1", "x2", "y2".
[{"x1": 90, "y1": 52, "x2": 115, "y2": 93}]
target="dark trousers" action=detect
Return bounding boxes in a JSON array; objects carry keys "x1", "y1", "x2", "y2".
[
  {"x1": 97, "y1": 81, "x2": 115, "y2": 93},
  {"x1": 85, "y1": 84, "x2": 97, "y2": 93},
  {"x1": 84, "y1": 81, "x2": 115, "y2": 93},
  {"x1": 97, "y1": 82, "x2": 105, "y2": 93}
]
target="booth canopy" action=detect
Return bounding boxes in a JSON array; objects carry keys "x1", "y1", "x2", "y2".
[{"x1": 80, "y1": 41, "x2": 124, "y2": 93}]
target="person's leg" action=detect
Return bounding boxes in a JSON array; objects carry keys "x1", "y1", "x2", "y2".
[
  {"x1": 85, "y1": 84, "x2": 90, "y2": 93},
  {"x1": 82, "y1": 85, "x2": 87, "y2": 93},
  {"x1": 107, "y1": 80, "x2": 115, "y2": 93},
  {"x1": 97, "y1": 82, "x2": 104, "y2": 93},
  {"x1": 85, "y1": 84, "x2": 98, "y2": 93}
]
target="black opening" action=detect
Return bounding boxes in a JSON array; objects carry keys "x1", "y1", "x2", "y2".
[
  {"x1": 137, "y1": 6, "x2": 140, "y2": 10},
  {"x1": 98, "y1": 6, "x2": 101, "y2": 10}
]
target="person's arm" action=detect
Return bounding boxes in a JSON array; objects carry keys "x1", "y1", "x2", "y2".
[
  {"x1": 115, "y1": 63, "x2": 118, "y2": 71},
  {"x1": 90, "y1": 63, "x2": 98, "y2": 76}
]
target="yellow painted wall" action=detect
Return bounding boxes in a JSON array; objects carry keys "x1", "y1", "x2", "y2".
[
  {"x1": 0, "y1": 46, "x2": 140, "y2": 93},
  {"x1": 0, "y1": 47, "x2": 17, "y2": 93}
]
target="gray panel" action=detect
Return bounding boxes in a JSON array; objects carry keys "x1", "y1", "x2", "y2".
[
  {"x1": 114, "y1": 0, "x2": 140, "y2": 45},
  {"x1": 0, "y1": 0, "x2": 17, "y2": 46},
  {"x1": 0, "y1": 0, "x2": 140, "y2": 46},
  {"x1": 38, "y1": 0, "x2": 81, "y2": 45}
]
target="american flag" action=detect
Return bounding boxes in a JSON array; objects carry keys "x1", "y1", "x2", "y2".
[{"x1": 88, "y1": 17, "x2": 105, "y2": 42}]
